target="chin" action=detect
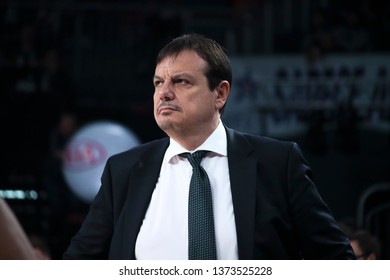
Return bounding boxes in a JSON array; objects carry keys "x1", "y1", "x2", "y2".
[{"x1": 157, "y1": 120, "x2": 175, "y2": 132}]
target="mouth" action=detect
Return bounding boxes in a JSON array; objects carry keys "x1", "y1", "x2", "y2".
[{"x1": 157, "y1": 103, "x2": 181, "y2": 114}]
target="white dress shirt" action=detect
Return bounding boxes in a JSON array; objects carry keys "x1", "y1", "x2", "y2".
[{"x1": 135, "y1": 121, "x2": 238, "y2": 259}]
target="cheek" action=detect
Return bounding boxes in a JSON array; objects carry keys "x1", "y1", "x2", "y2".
[
  {"x1": 153, "y1": 95, "x2": 159, "y2": 116},
  {"x1": 189, "y1": 96, "x2": 215, "y2": 116},
  {"x1": 153, "y1": 93, "x2": 159, "y2": 106}
]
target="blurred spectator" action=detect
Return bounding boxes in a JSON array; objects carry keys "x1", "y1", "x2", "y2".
[
  {"x1": 333, "y1": 10, "x2": 371, "y2": 53},
  {"x1": 29, "y1": 234, "x2": 51, "y2": 260},
  {"x1": 43, "y1": 112, "x2": 87, "y2": 259},
  {"x1": 350, "y1": 230, "x2": 381, "y2": 260},
  {"x1": 0, "y1": 197, "x2": 37, "y2": 259},
  {"x1": 49, "y1": 112, "x2": 78, "y2": 160},
  {"x1": 304, "y1": 9, "x2": 337, "y2": 54},
  {"x1": 339, "y1": 221, "x2": 381, "y2": 260},
  {"x1": 43, "y1": 111, "x2": 78, "y2": 216}
]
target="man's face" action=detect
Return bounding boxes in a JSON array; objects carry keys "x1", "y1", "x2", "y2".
[{"x1": 153, "y1": 50, "x2": 226, "y2": 139}]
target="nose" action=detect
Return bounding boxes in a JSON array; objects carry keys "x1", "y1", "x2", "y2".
[{"x1": 157, "y1": 81, "x2": 174, "y2": 101}]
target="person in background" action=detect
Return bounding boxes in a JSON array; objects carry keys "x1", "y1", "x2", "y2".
[
  {"x1": 349, "y1": 230, "x2": 381, "y2": 260},
  {"x1": 29, "y1": 234, "x2": 51, "y2": 260},
  {"x1": 63, "y1": 34, "x2": 355, "y2": 260},
  {"x1": 0, "y1": 197, "x2": 37, "y2": 259}
]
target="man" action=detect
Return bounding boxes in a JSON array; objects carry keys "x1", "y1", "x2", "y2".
[{"x1": 63, "y1": 34, "x2": 355, "y2": 260}]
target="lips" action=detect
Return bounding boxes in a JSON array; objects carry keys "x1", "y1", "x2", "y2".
[
  {"x1": 157, "y1": 102, "x2": 181, "y2": 114},
  {"x1": 158, "y1": 106, "x2": 176, "y2": 113}
]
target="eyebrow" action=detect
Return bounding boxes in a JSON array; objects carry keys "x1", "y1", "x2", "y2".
[
  {"x1": 153, "y1": 73, "x2": 195, "y2": 81},
  {"x1": 153, "y1": 75, "x2": 162, "y2": 81}
]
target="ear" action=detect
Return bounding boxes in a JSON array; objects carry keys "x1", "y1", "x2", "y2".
[{"x1": 215, "y1": 80, "x2": 230, "y2": 111}]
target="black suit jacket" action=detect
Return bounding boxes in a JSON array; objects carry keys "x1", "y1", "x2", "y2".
[{"x1": 63, "y1": 126, "x2": 355, "y2": 259}]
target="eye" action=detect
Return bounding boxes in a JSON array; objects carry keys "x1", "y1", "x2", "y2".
[
  {"x1": 154, "y1": 80, "x2": 163, "y2": 87},
  {"x1": 175, "y1": 79, "x2": 189, "y2": 85}
]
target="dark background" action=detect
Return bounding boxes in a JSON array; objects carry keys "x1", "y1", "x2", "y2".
[{"x1": 0, "y1": 0, "x2": 389, "y2": 259}]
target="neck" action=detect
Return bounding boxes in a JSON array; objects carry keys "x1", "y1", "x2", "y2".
[{"x1": 167, "y1": 121, "x2": 220, "y2": 151}]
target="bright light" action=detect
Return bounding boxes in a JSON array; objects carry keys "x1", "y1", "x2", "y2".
[{"x1": 0, "y1": 189, "x2": 39, "y2": 200}]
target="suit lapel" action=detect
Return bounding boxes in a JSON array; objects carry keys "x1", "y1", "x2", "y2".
[
  {"x1": 116, "y1": 129, "x2": 258, "y2": 260},
  {"x1": 226, "y1": 127, "x2": 257, "y2": 260},
  {"x1": 117, "y1": 139, "x2": 169, "y2": 259}
]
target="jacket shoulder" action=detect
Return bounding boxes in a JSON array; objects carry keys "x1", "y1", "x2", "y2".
[{"x1": 225, "y1": 126, "x2": 297, "y2": 156}]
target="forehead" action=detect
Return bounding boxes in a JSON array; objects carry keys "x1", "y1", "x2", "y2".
[{"x1": 155, "y1": 50, "x2": 207, "y2": 74}]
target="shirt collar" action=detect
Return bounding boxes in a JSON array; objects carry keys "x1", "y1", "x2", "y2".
[{"x1": 164, "y1": 121, "x2": 227, "y2": 164}]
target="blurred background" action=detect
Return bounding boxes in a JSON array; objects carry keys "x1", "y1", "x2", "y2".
[{"x1": 0, "y1": 0, "x2": 389, "y2": 259}]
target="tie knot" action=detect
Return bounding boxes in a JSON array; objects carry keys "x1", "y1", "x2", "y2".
[{"x1": 179, "y1": 150, "x2": 208, "y2": 168}]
